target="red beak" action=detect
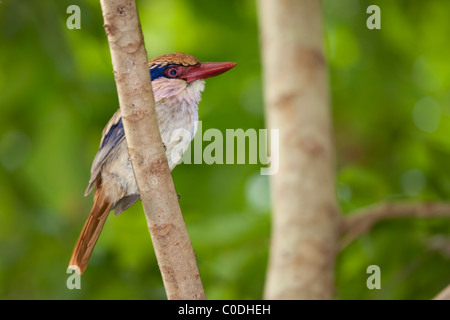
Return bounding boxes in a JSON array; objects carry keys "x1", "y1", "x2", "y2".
[{"x1": 182, "y1": 62, "x2": 237, "y2": 83}]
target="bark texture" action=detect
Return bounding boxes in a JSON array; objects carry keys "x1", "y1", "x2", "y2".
[
  {"x1": 259, "y1": 0, "x2": 339, "y2": 299},
  {"x1": 99, "y1": 0, "x2": 205, "y2": 300}
]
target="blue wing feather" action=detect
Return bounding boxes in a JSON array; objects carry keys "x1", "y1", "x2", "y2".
[
  {"x1": 101, "y1": 117, "x2": 124, "y2": 149},
  {"x1": 85, "y1": 110, "x2": 125, "y2": 196}
]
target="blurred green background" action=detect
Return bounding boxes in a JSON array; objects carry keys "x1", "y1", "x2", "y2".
[{"x1": 1, "y1": 0, "x2": 450, "y2": 299}]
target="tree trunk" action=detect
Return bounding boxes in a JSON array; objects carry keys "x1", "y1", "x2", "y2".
[
  {"x1": 259, "y1": 0, "x2": 339, "y2": 299},
  {"x1": 99, "y1": 0, "x2": 205, "y2": 300}
]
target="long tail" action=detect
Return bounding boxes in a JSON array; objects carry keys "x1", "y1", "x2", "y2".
[{"x1": 69, "y1": 188, "x2": 112, "y2": 274}]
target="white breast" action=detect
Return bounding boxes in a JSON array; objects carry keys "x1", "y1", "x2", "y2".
[{"x1": 154, "y1": 79, "x2": 204, "y2": 169}]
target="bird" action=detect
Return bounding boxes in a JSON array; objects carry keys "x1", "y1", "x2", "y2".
[{"x1": 69, "y1": 52, "x2": 237, "y2": 274}]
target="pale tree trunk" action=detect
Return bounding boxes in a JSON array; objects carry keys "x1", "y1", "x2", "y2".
[
  {"x1": 259, "y1": 0, "x2": 339, "y2": 299},
  {"x1": 434, "y1": 284, "x2": 450, "y2": 300},
  {"x1": 99, "y1": 0, "x2": 205, "y2": 300}
]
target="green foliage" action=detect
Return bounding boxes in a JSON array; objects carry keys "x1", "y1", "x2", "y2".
[{"x1": 0, "y1": 0, "x2": 449, "y2": 299}]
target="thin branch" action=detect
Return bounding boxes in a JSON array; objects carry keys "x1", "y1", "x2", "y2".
[
  {"x1": 99, "y1": 0, "x2": 205, "y2": 299},
  {"x1": 433, "y1": 284, "x2": 450, "y2": 300},
  {"x1": 340, "y1": 202, "x2": 450, "y2": 249}
]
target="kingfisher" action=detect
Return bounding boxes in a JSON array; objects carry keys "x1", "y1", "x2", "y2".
[{"x1": 69, "y1": 52, "x2": 237, "y2": 274}]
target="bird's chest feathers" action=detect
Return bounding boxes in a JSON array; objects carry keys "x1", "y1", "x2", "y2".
[
  {"x1": 153, "y1": 80, "x2": 204, "y2": 168},
  {"x1": 156, "y1": 99, "x2": 198, "y2": 147},
  {"x1": 154, "y1": 80, "x2": 203, "y2": 145}
]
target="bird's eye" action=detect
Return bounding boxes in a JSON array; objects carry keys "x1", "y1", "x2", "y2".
[{"x1": 165, "y1": 66, "x2": 180, "y2": 78}]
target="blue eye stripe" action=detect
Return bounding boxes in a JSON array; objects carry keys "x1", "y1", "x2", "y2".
[{"x1": 150, "y1": 66, "x2": 166, "y2": 80}]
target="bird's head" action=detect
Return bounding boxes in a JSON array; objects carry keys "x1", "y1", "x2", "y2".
[{"x1": 149, "y1": 52, "x2": 237, "y2": 103}]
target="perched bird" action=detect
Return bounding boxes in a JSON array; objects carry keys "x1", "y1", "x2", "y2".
[{"x1": 69, "y1": 52, "x2": 236, "y2": 274}]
